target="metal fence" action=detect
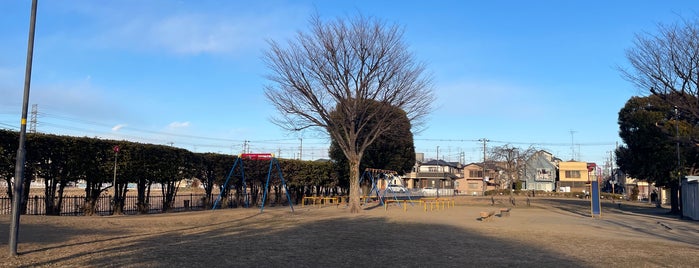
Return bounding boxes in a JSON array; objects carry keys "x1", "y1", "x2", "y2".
[{"x1": 0, "y1": 193, "x2": 215, "y2": 216}]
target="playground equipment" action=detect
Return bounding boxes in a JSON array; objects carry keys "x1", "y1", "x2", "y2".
[
  {"x1": 213, "y1": 153, "x2": 294, "y2": 213},
  {"x1": 359, "y1": 168, "x2": 413, "y2": 207}
]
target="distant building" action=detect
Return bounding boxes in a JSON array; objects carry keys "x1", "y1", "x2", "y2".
[
  {"x1": 522, "y1": 150, "x2": 559, "y2": 192},
  {"x1": 457, "y1": 162, "x2": 500, "y2": 195},
  {"x1": 557, "y1": 161, "x2": 590, "y2": 192},
  {"x1": 405, "y1": 154, "x2": 462, "y2": 196}
]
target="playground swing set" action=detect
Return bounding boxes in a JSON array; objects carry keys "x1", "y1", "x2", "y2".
[
  {"x1": 360, "y1": 168, "x2": 455, "y2": 212},
  {"x1": 359, "y1": 168, "x2": 414, "y2": 208},
  {"x1": 212, "y1": 153, "x2": 294, "y2": 213}
]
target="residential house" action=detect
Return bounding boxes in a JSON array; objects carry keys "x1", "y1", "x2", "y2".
[
  {"x1": 405, "y1": 159, "x2": 461, "y2": 193},
  {"x1": 557, "y1": 161, "x2": 590, "y2": 192},
  {"x1": 459, "y1": 163, "x2": 486, "y2": 195},
  {"x1": 522, "y1": 150, "x2": 559, "y2": 192},
  {"x1": 456, "y1": 161, "x2": 501, "y2": 195},
  {"x1": 625, "y1": 176, "x2": 656, "y2": 202},
  {"x1": 616, "y1": 170, "x2": 671, "y2": 204}
]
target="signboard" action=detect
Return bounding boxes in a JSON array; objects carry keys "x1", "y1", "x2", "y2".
[
  {"x1": 591, "y1": 180, "x2": 601, "y2": 218},
  {"x1": 240, "y1": 153, "x2": 273, "y2": 160}
]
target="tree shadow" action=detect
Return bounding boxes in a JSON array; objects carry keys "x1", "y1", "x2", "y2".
[
  {"x1": 8, "y1": 210, "x2": 588, "y2": 267},
  {"x1": 6, "y1": 202, "x2": 698, "y2": 267},
  {"x1": 538, "y1": 198, "x2": 699, "y2": 247}
]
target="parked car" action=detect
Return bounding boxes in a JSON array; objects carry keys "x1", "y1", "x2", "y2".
[
  {"x1": 387, "y1": 184, "x2": 408, "y2": 193},
  {"x1": 421, "y1": 187, "x2": 437, "y2": 195}
]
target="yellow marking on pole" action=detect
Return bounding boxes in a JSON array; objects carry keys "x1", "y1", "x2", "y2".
[{"x1": 20, "y1": 118, "x2": 27, "y2": 125}]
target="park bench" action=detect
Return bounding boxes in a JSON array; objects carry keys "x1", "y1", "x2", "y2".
[
  {"x1": 480, "y1": 211, "x2": 496, "y2": 222},
  {"x1": 499, "y1": 207, "x2": 511, "y2": 217}
]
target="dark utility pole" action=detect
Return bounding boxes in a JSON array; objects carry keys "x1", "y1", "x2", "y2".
[
  {"x1": 112, "y1": 145, "x2": 120, "y2": 214},
  {"x1": 9, "y1": 0, "x2": 38, "y2": 257},
  {"x1": 675, "y1": 107, "x2": 682, "y2": 215},
  {"x1": 479, "y1": 138, "x2": 489, "y2": 194}
]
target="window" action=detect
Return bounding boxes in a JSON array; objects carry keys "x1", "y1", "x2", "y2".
[
  {"x1": 469, "y1": 170, "x2": 483, "y2": 177},
  {"x1": 428, "y1": 167, "x2": 439, "y2": 172},
  {"x1": 565, "y1": 170, "x2": 581, "y2": 178},
  {"x1": 536, "y1": 169, "x2": 550, "y2": 180},
  {"x1": 468, "y1": 183, "x2": 479, "y2": 189}
]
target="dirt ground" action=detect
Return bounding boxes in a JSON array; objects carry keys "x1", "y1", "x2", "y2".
[{"x1": 0, "y1": 196, "x2": 697, "y2": 268}]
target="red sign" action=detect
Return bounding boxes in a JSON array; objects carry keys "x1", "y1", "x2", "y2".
[
  {"x1": 240, "y1": 153, "x2": 273, "y2": 160},
  {"x1": 113, "y1": 145, "x2": 120, "y2": 153}
]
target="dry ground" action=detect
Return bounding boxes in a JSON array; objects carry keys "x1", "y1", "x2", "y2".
[{"x1": 0, "y1": 196, "x2": 697, "y2": 268}]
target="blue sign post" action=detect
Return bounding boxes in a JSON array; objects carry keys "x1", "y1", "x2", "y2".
[{"x1": 591, "y1": 180, "x2": 601, "y2": 218}]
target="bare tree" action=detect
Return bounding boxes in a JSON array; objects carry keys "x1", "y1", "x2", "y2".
[
  {"x1": 620, "y1": 17, "x2": 699, "y2": 214},
  {"x1": 263, "y1": 14, "x2": 433, "y2": 213},
  {"x1": 489, "y1": 144, "x2": 536, "y2": 191},
  {"x1": 620, "y1": 18, "x2": 699, "y2": 123}
]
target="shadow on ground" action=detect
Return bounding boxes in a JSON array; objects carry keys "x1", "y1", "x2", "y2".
[{"x1": 11, "y1": 211, "x2": 583, "y2": 268}]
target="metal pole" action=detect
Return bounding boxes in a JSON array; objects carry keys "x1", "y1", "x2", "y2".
[
  {"x1": 9, "y1": 0, "x2": 38, "y2": 257},
  {"x1": 479, "y1": 139, "x2": 488, "y2": 195},
  {"x1": 675, "y1": 107, "x2": 682, "y2": 215},
  {"x1": 112, "y1": 146, "x2": 119, "y2": 214}
]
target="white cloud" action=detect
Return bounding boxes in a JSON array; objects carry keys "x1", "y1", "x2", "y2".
[
  {"x1": 111, "y1": 124, "x2": 127, "y2": 132},
  {"x1": 168, "y1": 121, "x2": 190, "y2": 128}
]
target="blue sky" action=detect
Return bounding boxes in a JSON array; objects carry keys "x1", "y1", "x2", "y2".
[{"x1": 1, "y1": 0, "x2": 696, "y2": 167}]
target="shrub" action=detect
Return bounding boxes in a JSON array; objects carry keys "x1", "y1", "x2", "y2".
[{"x1": 630, "y1": 186, "x2": 639, "y2": 201}]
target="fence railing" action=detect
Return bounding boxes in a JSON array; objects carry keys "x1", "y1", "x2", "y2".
[{"x1": 0, "y1": 193, "x2": 224, "y2": 216}]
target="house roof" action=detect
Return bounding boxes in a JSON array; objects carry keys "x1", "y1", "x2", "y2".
[
  {"x1": 463, "y1": 161, "x2": 502, "y2": 170},
  {"x1": 422, "y1": 159, "x2": 461, "y2": 168}
]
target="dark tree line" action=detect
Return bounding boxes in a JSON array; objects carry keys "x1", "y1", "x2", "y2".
[
  {"x1": 620, "y1": 17, "x2": 699, "y2": 214},
  {"x1": 616, "y1": 94, "x2": 699, "y2": 213},
  {"x1": 0, "y1": 129, "x2": 340, "y2": 215},
  {"x1": 329, "y1": 101, "x2": 416, "y2": 184}
]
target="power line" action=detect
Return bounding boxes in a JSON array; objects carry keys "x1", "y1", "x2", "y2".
[
  {"x1": 0, "y1": 122, "x2": 19, "y2": 130},
  {"x1": 8, "y1": 107, "x2": 618, "y2": 162},
  {"x1": 417, "y1": 137, "x2": 615, "y2": 147},
  {"x1": 40, "y1": 111, "x2": 247, "y2": 143}
]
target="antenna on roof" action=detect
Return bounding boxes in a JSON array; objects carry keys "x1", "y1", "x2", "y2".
[{"x1": 569, "y1": 129, "x2": 577, "y2": 160}]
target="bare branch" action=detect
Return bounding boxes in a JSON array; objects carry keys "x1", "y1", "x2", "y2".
[
  {"x1": 263, "y1": 13, "x2": 433, "y2": 212},
  {"x1": 621, "y1": 18, "x2": 699, "y2": 121}
]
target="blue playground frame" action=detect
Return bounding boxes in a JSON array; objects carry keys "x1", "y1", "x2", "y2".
[
  {"x1": 359, "y1": 168, "x2": 413, "y2": 208},
  {"x1": 213, "y1": 156, "x2": 294, "y2": 213}
]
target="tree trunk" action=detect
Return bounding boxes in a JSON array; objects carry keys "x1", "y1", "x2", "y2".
[
  {"x1": 4, "y1": 177, "x2": 12, "y2": 199},
  {"x1": 137, "y1": 182, "x2": 151, "y2": 214},
  {"x1": 20, "y1": 171, "x2": 32, "y2": 214},
  {"x1": 670, "y1": 185, "x2": 681, "y2": 214},
  {"x1": 114, "y1": 183, "x2": 127, "y2": 215},
  {"x1": 44, "y1": 177, "x2": 57, "y2": 215},
  {"x1": 348, "y1": 156, "x2": 361, "y2": 213}
]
